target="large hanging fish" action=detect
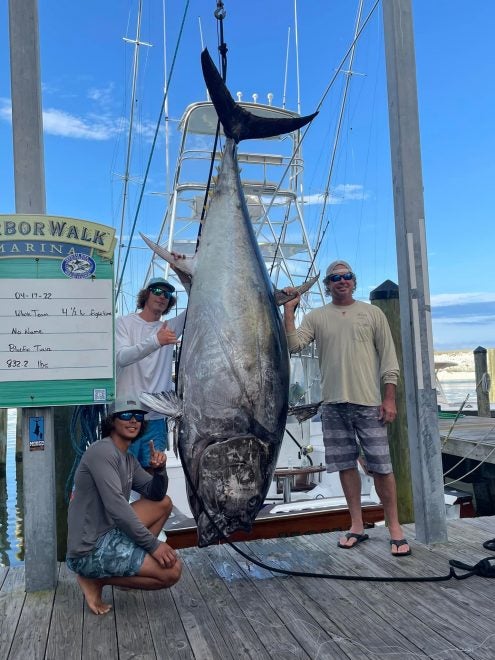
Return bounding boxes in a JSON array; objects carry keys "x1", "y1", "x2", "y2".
[{"x1": 141, "y1": 49, "x2": 317, "y2": 547}]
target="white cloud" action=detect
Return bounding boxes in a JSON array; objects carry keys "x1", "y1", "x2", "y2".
[
  {"x1": 303, "y1": 183, "x2": 368, "y2": 206},
  {"x1": 42, "y1": 107, "x2": 121, "y2": 140},
  {"x1": 0, "y1": 98, "x2": 164, "y2": 144},
  {"x1": 431, "y1": 292, "x2": 495, "y2": 307}
]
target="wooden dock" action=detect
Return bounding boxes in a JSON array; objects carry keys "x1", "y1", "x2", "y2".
[
  {"x1": 439, "y1": 415, "x2": 495, "y2": 465},
  {"x1": 2, "y1": 516, "x2": 495, "y2": 659}
]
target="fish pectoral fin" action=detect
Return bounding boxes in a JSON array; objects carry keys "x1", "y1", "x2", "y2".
[
  {"x1": 139, "y1": 391, "x2": 183, "y2": 421},
  {"x1": 140, "y1": 233, "x2": 196, "y2": 286},
  {"x1": 274, "y1": 273, "x2": 320, "y2": 306}
]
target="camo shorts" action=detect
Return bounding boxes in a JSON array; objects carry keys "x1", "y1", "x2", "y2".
[
  {"x1": 321, "y1": 403, "x2": 392, "y2": 474},
  {"x1": 66, "y1": 528, "x2": 146, "y2": 578}
]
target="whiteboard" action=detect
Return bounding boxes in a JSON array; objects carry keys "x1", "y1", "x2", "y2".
[{"x1": 0, "y1": 278, "x2": 113, "y2": 382}]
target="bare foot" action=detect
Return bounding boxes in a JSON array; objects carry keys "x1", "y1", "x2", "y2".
[{"x1": 77, "y1": 575, "x2": 112, "y2": 615}]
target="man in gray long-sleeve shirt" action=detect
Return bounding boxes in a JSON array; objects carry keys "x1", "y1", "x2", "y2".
[{"x1": 67, "y1": 396, "x2": 182, "y2": 614}]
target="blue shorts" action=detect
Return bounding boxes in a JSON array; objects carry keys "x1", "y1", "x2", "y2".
[
  {"x1": 321, "y1": 403, "x2": 393, "y2": 474},
  {"x1": 127, "y1": 418, "x2": 167, "y2": 468},
  {"x1": 66, "y1": 528, "x2": 146, "y2": 578}
]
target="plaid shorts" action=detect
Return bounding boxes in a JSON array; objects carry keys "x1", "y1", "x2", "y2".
[
  {"x1": 66, "y1": 528, "x2": 146, "y2": 578},
  {"x1": 321, "y1": 402, "x2": 392, "y2": 474}
]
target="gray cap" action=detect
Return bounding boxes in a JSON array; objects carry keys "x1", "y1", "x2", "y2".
[
  {"x1": 325, "y1": 260, "x2": 353, "y2": 277},
  {"x1": 110, "y1": 396, "x2": 147, "y2": 416},
  {"x1": 146, "y1": 277, "x2": 175, "y2": 293}
]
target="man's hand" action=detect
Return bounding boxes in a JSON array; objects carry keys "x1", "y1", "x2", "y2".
[
  {"x1": 282, "y1": 287, "x2": 301, "y2": 312},
  {"x1": 156, "y1": 321, "x2": 178, "y2": 346},
  {"x1": 378, "y1": 397, "x2": 397, "y2": 424},
  {"x1": 151, "y1": 542, "x2": 177, "y2": 569},
  {"x1": 148, "y1": 440, "x2": 166, "y2": 470}
]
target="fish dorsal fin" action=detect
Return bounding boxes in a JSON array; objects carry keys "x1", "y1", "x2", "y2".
[{"x1": 274, "y1": 274, "x2": 320, "y2": 306}]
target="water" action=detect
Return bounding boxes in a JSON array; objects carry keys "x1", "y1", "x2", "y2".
[
  {"x1": 0, "y1": 409, "x2": 24, "y2": 567},
  {"x1": 438, "y1": 377, "x2": 478, "y2": 409}
]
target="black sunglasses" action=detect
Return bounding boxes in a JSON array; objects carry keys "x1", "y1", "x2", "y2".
[
  {"x1": 148, "y1": 286, "x2": 173, "y2": 299},
  {"x1": 115, "y1": 411, "x2": 145, "y2": 422},
  {"x1": 328, "y1": 272, "x2": 354, "y2": 282}
]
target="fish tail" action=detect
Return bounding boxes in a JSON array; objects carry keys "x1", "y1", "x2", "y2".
[{"x1": 201, "y1": 48, "x2": 317, "y2": 143}]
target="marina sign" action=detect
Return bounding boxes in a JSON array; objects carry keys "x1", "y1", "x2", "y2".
[{"x1": 0, "y1": 214, "x2": 116, "y2": 408}]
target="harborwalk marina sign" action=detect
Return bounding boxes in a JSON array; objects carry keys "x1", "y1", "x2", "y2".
[{"x1": 0, "y1": 214, "x2": 116, "y2": 408}]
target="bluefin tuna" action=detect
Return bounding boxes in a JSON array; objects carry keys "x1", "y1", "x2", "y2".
[{"x1": 140, "y1": 49, "x2": 317, "y2": 547}]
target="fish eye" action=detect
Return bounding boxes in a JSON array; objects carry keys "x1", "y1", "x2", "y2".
[{"x1": 247, "y1": 496, "x2": 259, "y2": 509}]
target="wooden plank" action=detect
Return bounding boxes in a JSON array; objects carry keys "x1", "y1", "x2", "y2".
[
  {"x1": 240, "y1": 535, "x2": 431, "y2": 660},
  {"x1": 0, "y1": 566, "x2": 8, "y2": 589},
  {"x1": 81, "y1": 585, "x2": 118, "y2": 659},
  {"x1": 213, "y1": 541, "x2": 352, "y2": 659},
  {"x1": 0, "y1": 565, "x2": 25, "y2": 659},
  {"x1": 439, "y1": 416, "x2": 495, "y2": 464},
  {"x1": 170, "y1": 549, "x2": 235, "y2": 659},
  {"x1": 8, "y1": 575, "x2": 56, "y2": 660},
  {"x1": 202, "y1": 543, "x2": 311, "y2": 659},
  {"x1": 303, "y1": 533, "x2": 478, "y2": 659},
  {"x1": 143, "y1": 587, "x2": 194, "y2": 660},
  {"x1": 183, "y1": 544, "x2": 276, "y2": 660},
  {"x1": 321, "y1": 528, "x2": 495, "y2": 659},
  {"x1": 45, "y1": 563, "x2": 83, "y2": 660},
  {"x1": 114, "y1": 588, "x2": 156, "y2": 660}
]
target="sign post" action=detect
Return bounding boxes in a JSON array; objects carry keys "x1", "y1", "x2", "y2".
[{"x1": 0, "y1": 215, "x2": 116, "y2": 590}]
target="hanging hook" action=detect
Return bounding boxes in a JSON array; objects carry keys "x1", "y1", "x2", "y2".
[{"x1": 214, "y1": 1, "x2": 226, "y2": 20}]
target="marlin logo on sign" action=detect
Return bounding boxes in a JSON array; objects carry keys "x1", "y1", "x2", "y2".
[{"x1": 61, "y1": 253, "x2": 96, "y2": 279}]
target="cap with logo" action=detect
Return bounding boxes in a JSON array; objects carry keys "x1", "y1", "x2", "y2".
[
  {"x1": 146, "y1": 277, "x2": 175, "y2": 293},
  {"x1": 110, "y1": 396, "x2": 148, "y2": 416}
]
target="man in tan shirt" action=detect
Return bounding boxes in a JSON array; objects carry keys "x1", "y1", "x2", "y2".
[{"x1": 283, "y1": 260, "x2": 410, "y2": 557}]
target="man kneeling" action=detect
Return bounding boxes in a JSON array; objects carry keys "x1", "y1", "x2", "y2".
[{"x1": 66, "y1": 396, "x2": 181, "y2": 614}]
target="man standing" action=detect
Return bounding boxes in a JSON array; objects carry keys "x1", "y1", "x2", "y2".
[
  {"x1": 67, "y1": 396, "x2": 181, "y2": 614},
  {"x1": 283, "y1": 260, "x2": 411, "y2": 556},
  {"x1": 116, "y1": 276, "x2": 185, "y2": 469}
]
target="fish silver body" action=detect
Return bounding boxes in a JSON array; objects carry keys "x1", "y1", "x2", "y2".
[{"x1": 178, "y1": 138, "x2": 289, "y2": 546}]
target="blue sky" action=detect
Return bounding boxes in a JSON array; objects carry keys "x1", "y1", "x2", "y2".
[{"x1": 1, "y1": 1, "x2": 494, "y2": 350}]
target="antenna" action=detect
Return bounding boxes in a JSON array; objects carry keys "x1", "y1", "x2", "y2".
[
  {"x1": 282, "y1": 26, "x2": 290, "y2": 109},
  {"x1": 294, "y1": 0, "x2": 301, "y2": 115},
  {"x1": 198, "y1": 17, "x2": 209, "y2": 100},
  {"x1": 116, "y1": 0, "x2": 152, "y2": 291}
]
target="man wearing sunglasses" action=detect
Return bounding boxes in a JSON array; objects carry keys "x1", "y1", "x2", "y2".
[
  {"x1": 116, "y1": 275, "x2": 186, "y2": 471},
  {"x1": 67, "y1": 396, "x2": 181, "y2": 615},
  {"x1": 283, "y1": 260, "x2": 410, "y2": 557}
]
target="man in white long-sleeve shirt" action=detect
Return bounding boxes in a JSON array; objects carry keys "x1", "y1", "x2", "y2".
[
  {"x1": 283, "y1": 260, "x2": 411, "y2": 558},
  {"x1": 116, "y1": 276, "x2": 186, "y2": 469}
]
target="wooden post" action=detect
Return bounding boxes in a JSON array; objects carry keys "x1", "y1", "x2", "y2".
[
  {"x1": 54, "y1": 406, "x2": 77, "y2": 560},
  {"x1": 0, "y1": 409, "x2": 6, "y2": 477},
  {"x1": 382, "y1": 0, "x2": 447, "y2": 544},
  {"x1": 370, "y1": 280, "x2": 414, "y2": 523},
  {"x1": 487, "y1": 348, "x2": 495, "y2": 405},
  {"x1": 15, "y1": 409, "x2": 22, "y2": 462},
  {"x1": 474, "y1": 346, "x2": 491, "y2": 417},
  {"x1": 9, "y1": 0, "x2": 57, "y2": 590}
]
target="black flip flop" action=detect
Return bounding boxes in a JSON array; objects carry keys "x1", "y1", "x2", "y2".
[
  {"x1": 337, "y1": 532, "x2": 369, "y2": 549},
  {"x1": 390, "y1": 538, "x2": 411, "y2": 557}
]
